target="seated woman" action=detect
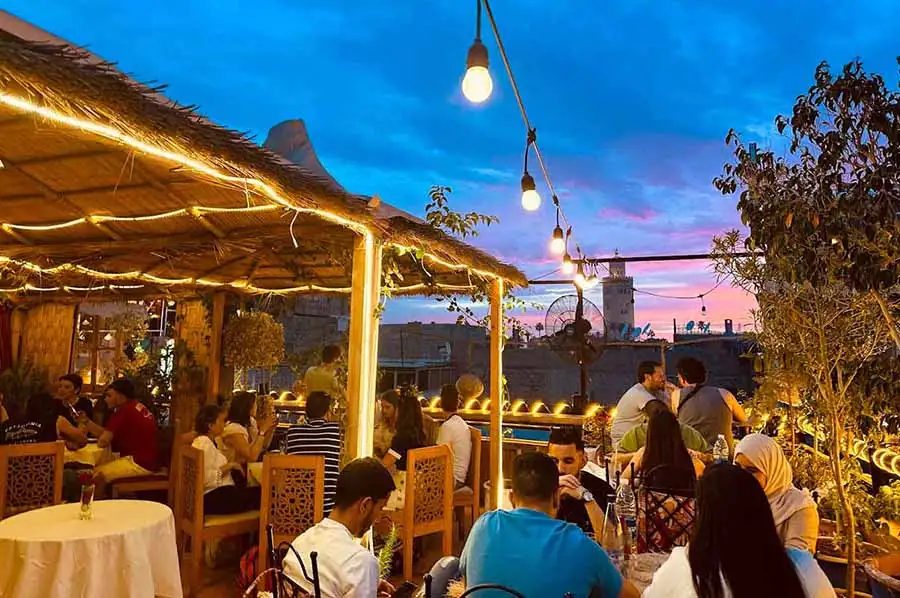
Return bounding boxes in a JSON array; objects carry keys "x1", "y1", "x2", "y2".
[
  {"x1": 735, "y1": 433, "x2": 819, "y2": 552},
  {"x1": 192, "y1": 405, "x2": 261, "y2": 515},
  {"x1": 643, "y1": 463, "x2": 835, "y2": 598},
  {"x1": 373, "y1": 389, "x2": 399, "y2": 458},
  {"x1": 0, "y1": 392, "x2": 58, "y2": 444},
  {"x1": 218, "y1": 391, "x2": 276, "y2": 466},
  {"x1": 381, "y1": 388, "x2": 428, "y2": 511},
  {"x1": 622, "y1": 410, "x2": 703, "y2": 490}
]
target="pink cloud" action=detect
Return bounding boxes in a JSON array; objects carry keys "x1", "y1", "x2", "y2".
[{"x1": 597, "y1": 207, "x2": 660, "y2": 223}]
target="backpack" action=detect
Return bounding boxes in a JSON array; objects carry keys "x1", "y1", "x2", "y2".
[{"x1": 236, "y1": 544, "x2": 260, "y2": 592}]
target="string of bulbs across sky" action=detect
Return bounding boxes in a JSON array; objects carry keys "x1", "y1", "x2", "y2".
[{"x1": 459, "y1": 0, "x2": 599, "y2": 290}]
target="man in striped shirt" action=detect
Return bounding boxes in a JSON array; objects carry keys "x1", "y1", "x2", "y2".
[{"x1": 284, "y1": 391, "x2": 341, "y2": 514}]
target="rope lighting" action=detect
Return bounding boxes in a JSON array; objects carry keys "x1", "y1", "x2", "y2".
[{"x1": 0, "y1": 89, "x2": 520, "y2": 291}]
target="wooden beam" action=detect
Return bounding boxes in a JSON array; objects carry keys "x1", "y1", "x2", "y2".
[
  {"x1": 12, "y1": 149, "x2": 122, "y2": 167},
  {"x1": 188, "y1": 207, "x2": 225, "y2": 238},
  {"x1": 0, "y1": 224, "x2": 32, "y2": 246},
  {"x1": 489, "y1": 277, "x2": 505, "y2": 509},
  {"x1": 345, "y1": 234, "x2": 383, "y2": 459},
  {"x1": 0, "y1": 180, "x2": 196, "y2": 203},
  {"x1": 196, "y1": 253, "x2": 254, "y2": 280},
  {"x1": 207, "y1": 292, "x2": 227, "y2": 404}
]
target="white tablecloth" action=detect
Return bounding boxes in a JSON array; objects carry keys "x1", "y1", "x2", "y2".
[{"x1": 0, "y1": 500, "x2": 183, "y2": 598}]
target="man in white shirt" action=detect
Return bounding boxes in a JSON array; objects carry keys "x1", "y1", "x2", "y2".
[
  {"x1": 610, "y1": 361, "x2": 668, "y2": 449},
  {"x1": 283, "y1": 458, "x2": 397, "y2": 597},
  {"x1": 436, "y1": 384, "x2": 472, "y2": 489}
]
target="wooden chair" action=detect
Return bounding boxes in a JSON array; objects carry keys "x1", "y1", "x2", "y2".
[
  {"x1": 391, "y1": 444, "x2": 454, "y2": 582},
  {"x1": 111, "y1": 431, "x2": 196, "y2": 504},
  {"x1": 453, "y1": 426, "x2": 482, "y2": 540},
  {"x1": 257, "y1": 454, "x2": 325, "y2": 584},
  {"x1": 0, "y1": 441, "x2": 64, "y2": 519},
  {"x1": 174, "y1": 446, "x2": 260, "y2": 595}
]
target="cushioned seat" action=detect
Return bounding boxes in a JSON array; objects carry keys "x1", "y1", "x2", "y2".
[
  {"x1": 206, "y1": 510, "x2": 260, "y2": 527},
  {"x1": 110, "y1": 469, "x2": 169, "y2": 485},
  {"x1": 453, "y1": 486, "x2": 474, "y2": 503}
]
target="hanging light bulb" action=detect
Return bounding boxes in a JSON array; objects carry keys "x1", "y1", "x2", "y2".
[
  {"x1": 521, "y1": 172, "x2": 541, "y2": 211},
  {"x1": 461, "y1": 0, "x2": 493, "y2": 103},
  {"x1": 574, "y1": 263, "x2": 586, "y2": 288},
  {"x1": 549, "y1": 225, "x2": 565, "y2": 255},
  {"x1": 561, "y1": 252, "x2": 575, "y2": 275}
]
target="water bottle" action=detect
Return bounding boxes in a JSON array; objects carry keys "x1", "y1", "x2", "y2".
[
  {"x1": 713, "y1": 434, "x2": 729, "y2": 463},
  {"x1": 614, "y1": 479, "x2": 637, "y2": 557},
  {"x1": 602, "y1": 499, "x2": 624, "y2": 570}
]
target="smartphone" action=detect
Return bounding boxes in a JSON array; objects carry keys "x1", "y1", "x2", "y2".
[{"x1": 391, "y1": 581, "x2": 417, "y2": 598}]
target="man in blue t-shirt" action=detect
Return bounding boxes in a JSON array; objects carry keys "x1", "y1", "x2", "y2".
[{"x1": 460, "y1": 452, "x2": 640, "y2": 598}]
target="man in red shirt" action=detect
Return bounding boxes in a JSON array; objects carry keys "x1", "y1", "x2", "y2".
[{"x1": 81, "y1": 379, "x2": 160, "y2": 494}]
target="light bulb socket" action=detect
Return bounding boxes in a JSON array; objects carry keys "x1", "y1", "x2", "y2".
[
  {"x1": 521, "y1": 172, "x2": 536, "y2": 193},
  {"x1": 563, "y1": 252, "x2": 572, "y2": 264},
  {"x1": 552, "y1": 225, "x2": 564, "y2": 242},
  {"x1": 466, "y1": 39, "x2": 489, "y2": 70}
]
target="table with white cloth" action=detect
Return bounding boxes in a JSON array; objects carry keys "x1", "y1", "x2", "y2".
[
  {"x1": 0, "y1": 500, "x2": 183, "y2": 598},
  {"x1": 64, "y1": 442, "x2": 113, "y2": 466}
]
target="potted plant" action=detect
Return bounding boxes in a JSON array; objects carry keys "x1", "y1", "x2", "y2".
[{"x1": 223, "y1": 311, "x2": 285, "y2": 389}]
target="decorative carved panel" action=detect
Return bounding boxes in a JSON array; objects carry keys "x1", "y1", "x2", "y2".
[
  {"x1": 268, "y1": 468, "x2": 317, "y2": 537},
  {"x1": 180, "y1": 453, "x2": 199, "y2": 523},
  {"x1": 6, "y1": 454, "x2": 55, "y2": 513},
  {"x1": 412, "y1": 456, "x2": 447, "y2": 526}
]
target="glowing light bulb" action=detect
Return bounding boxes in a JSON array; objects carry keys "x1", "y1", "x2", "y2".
[
  {"x1": 520, "y1": 172, "x2": 541, "y2": 211},
  {"x1": 549, "y1": 226, "x2": 565, "y2": 255},
  {"x1": 462, "y1": 40, "x2": 493, "y2": 104},
  {"x1": 462, "y1": 66, "x2": 493, "y2": 103},
  {"x1": 574, "y1": 264, "x2": 586, "y2": 288},
  {"x1": 561, "y1": 253, "x2": 575, "y2": 275}
]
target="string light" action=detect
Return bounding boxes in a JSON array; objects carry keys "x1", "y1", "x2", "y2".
[
  {"x1": 549, "y1": 206, "x2": 565, "y2": 255},
  {"x1": 520, "y1": 128, "x2": 541, "y2": 211},
  {"x1": 574, "y1": 263, "x2": 586, "y2": 288},
  {"x1": 561, "y1": 252, "x2": 575, "y2": 275},
  {"x1": 0, "y1": 90, "x2": 521, "y2": 293},
  {"x1": 461, "y1": 0, "x2": 493, "y2": 103}
]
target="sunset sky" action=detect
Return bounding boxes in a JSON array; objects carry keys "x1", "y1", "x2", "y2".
[{"x1": 8, "y1": 1, "x2": 899, "y2": 338}]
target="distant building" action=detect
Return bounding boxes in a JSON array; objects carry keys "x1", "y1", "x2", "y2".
[{"x1": 602, "y1": 258, "x2": 635, "y2": 340}]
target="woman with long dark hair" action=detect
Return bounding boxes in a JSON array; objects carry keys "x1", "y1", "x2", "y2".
[
  {"x1": 623, "y1": 410, "x2": 703, "y2": 490},
  {"x1": 382, "y1": 387, "x2": 427, "y2": 472},
  {"x1": 218, "y1": 391, "x2": 275, "y2": 465},
  {"x1": 644, "y1": 463, "x2": 834, "y2": 598}
]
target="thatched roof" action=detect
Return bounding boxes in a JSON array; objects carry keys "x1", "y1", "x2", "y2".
[{"x1": 0, "y1": 23, "x2": 526, "y2": 301}]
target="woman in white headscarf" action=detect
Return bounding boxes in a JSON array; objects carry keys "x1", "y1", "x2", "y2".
[{"x1": 735, "y1": 433, "x2": 819, "y2": 552}]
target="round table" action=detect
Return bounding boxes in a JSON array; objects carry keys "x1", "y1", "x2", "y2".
[{"x1": 0, "y1": 500, "x2": 183, "y2": 598}]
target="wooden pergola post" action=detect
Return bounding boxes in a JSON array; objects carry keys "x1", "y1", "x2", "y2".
[
  {"x1": 345, "y1": 232, "x2": 383, "y2": 460},
  {"x1": 206, "y1": 291, "x2": 227, "y2": 403},
  {"x1": 489, "y1": 278, "x2": 505, "y2": 509}
]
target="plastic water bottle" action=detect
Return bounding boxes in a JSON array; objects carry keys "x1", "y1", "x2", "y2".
[
  {"x1": 614, "y1": 479, "x2": 637, "y2": 557},
  {"x1": 713, "y1": 434, "x2": 729, "y2": 463}
]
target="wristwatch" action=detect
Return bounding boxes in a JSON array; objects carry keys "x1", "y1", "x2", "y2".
[{"x1": 582, "y1": 490, "x2": 594, "y2": 503}]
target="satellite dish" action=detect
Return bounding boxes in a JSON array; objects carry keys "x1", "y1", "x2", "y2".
[
  {"x1": 642, "y1": 323, "x2": 651, "y2": 335},
  {"x1": 631, "y1": 327, "x2": 642, "y2": 340},
  {"x1": 686, "y1": 321, "x2": 695, "y2": 331}
]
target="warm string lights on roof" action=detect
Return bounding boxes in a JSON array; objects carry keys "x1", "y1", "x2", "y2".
[
  {"x1": 0, "y1": 89, "x2": 526, "y2": 295},
  {"x1": 459, "y1": 0, "x2": 583, "y2": 275}
]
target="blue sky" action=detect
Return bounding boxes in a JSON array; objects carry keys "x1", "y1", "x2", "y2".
[{"x1": 7, "y1": 1, "x2": 899, "y2": 336}]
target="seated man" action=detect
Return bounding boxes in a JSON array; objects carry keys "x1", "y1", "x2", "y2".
[
  {"x1": 547, "y1": 426, "x2": 614, "y2": 540},
  {"x1": 55, "y1": 373, "x2": 92, "y2": 449},
  {"x1": 436, "y1": 384, "x2": 472, "y2": 490},
  {"x1": 80, "y1": 379, "x2": 160, "y2": 491},
  {"x1": 284, "y1": 391, "x2": 341, "y2": 514},
  {"x1": 460, "y1": 452, "x2": 640, "y2": 598},
  {"x1": 616, "y1": 400, "x2": 709, "y2": 467},
  {"x1": 283, "y1": 458, "x2": 396, "y2": 598},
  {"x1": 0, "y1": 392, "x2": 58, "y2": 445}
]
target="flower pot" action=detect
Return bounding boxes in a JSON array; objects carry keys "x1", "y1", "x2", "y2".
[
  {"x1": 816, "y1": 536, "x2": 887, "y2": 597},
  {"x1": 865, "y1": 554, "x2": 900, "y2": 598}
]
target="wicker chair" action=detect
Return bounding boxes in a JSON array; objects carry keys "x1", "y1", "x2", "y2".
[
  {"x1": 453, "y1": 426, "x2": 482, "y2": 540},
  {"x1": 0, "y1": 440, "x2": 64, "y2": 519},
  {"x1": 636, "y1": 464, "x2": 696, "y2": 553},
  {"x1": 257, "y1": 454, "x2": 325, "y2": 585},
  {"x1": 174, "y1": 446, "x2": 260, "y2": 595},
  {"x1": 390, "y1": 444, "x2": 454, "y2": 581}
]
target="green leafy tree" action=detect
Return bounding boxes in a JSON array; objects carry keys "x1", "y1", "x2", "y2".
[{"x1": 713, "y1": 59, "x2": 900, "y2": 349}]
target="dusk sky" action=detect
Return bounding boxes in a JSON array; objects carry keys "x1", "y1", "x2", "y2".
[{"x1": 7, "y1": 2, "x2": 900, "y2": 338}]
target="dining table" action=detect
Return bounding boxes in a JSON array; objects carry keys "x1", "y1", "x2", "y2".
[{"x1": 0, "y1": 500, "x2": 183, "y2": 598}]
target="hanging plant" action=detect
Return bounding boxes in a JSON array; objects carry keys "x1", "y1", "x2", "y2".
[
  {"x1": 104, "y1": 311, "x2": 149, "y2": 343},
  {"x1": 223, "y1": 312, "x2": 285, "y2": 371}
]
